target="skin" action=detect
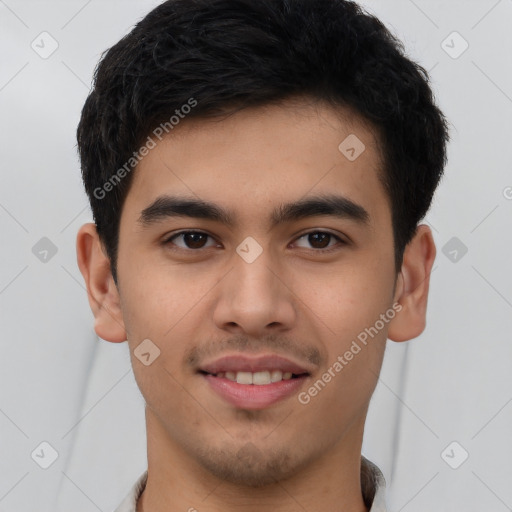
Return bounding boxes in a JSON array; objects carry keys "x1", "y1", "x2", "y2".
[{"x1": 77, "y1": 98, "x2": 436, "y2": 512}]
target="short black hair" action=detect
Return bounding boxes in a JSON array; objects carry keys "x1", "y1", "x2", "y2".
[{"x1": 77, "y1": 0, "x2": 449, "y2": 284}]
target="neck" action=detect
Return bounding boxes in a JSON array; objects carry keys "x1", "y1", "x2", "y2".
[{"x1": 137, "y1": 408, "x2": 370, "y2": 512}]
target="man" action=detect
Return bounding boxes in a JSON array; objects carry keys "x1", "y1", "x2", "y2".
[{"x1": 75, "y1": 0, "x2": 449, "y2": 510}]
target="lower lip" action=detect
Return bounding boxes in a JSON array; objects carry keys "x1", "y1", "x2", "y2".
[{"x1": 203, "y1": 374, "x2": 308, "y2": 410}]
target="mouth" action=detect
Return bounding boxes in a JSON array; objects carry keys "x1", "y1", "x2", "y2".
[
  {"x1": 198, "y1": 354, "x2": 313, "y2": 410},
  {"x1": 199, "y1": 369, "x2": 307, "y2": 384}
]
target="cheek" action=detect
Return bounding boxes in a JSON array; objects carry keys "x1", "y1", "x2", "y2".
[
  {"x1": 134, "y1": 361, "x2": 209, "y2": 438},
  {"x1": 120, "y1": 258, "x2": 212, "y2": 337},
  {"x1": 294, "y1": 264, "x2": 391, "y2": 336},
  {"x1": 292, "y1": 265, "x2": 391, "y2": 396},
  {"x1": 120, "y1": 263, "x2": 222, "y2": 399},
  {"x1": 299, "y1": 331, "x2": 386, "y2": 423}
]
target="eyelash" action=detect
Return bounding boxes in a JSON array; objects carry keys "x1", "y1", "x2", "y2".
[{"x1": 162, "y1": 230, "x2": 347, "y2": 253}]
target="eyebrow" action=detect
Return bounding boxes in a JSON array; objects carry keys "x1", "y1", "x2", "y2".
[{"x1": 138, "y1": 193, "x2": 370, "y2": 229}]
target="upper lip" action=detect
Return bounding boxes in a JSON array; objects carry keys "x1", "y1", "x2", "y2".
[{"x1": 199, "y1": 354, "x2": 313, "y2": 375}]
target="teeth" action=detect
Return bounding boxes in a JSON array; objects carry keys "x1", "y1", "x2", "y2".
[
  {"x1": 215, "y1": 370, "x2": 298, "y2": 385},
  {"x1": 252, "y1": 371, "x2": 271, "y2": 385},
  {"x1": 236, "y1": 371, "x2": 253, "y2": 385},
  {"x1": 270, "y1": 370, "x2": 283, "y2": 382}
]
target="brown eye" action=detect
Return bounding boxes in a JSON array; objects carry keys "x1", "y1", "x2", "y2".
[
  {"x1": 307, "y1": 232, "x2": 331, "y2": 249},
  {"x1": 293, "y1": 231, "x2": 345, "y2": 251},
  {"x1": 164, "y1": 231, "x2": 217, "y2": 250},
  {"x1": 182, "y1": 233, "x2": 208, "y2": 249}
]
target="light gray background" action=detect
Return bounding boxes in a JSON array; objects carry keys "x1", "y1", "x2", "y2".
[{"x1": 1, "y1": 0, "x2": 511, "y2": 511}]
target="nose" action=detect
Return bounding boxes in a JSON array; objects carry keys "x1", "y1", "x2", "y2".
[{"x1": 212, "y1": 248, "x2": 297, "y2": 338}]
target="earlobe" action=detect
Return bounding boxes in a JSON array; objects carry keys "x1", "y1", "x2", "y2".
[
  {"x1": 76, "y1": 223, "x2": 127, "y2": 343},
  {"x1": 387, "y1": 224, "x2": 436, "y2": 343}
]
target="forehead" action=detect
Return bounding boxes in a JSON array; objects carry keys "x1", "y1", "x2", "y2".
[{"x1": 124, "y1": 100, "x2": 390, "y2": 231}]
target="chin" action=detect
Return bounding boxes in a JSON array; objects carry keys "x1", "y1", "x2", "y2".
[{"x1": 193, "y1": 443, "x2": 308, "y2": 487}]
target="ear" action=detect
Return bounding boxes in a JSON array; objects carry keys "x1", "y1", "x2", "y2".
[
  {"x1": 76, "y1": 223, "x2": 127, "y2": 343},
  {"x1": 387, "y1": 224, "x2": 436, "y2": 342}
]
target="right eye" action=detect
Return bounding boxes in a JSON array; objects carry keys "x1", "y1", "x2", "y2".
[{"x1": 163, "y1": 230, "x2": 220, "y2": 251}]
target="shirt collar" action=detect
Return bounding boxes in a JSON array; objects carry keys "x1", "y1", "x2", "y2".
[{"x1": 114, "y1": 456, "x2": 387, "y2": 512}]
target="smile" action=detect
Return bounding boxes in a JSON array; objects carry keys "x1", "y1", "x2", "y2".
[{"x1": 204, "y1": 370, "x2": 300, "y2": 384}]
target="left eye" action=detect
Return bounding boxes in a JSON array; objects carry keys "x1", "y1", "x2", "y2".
[
  {"x1": 163, "y1": 230, "x2": 345, "y2": 251},
  {"x1": 293, "y1": 231, "x2": 344, "y2": 251}
]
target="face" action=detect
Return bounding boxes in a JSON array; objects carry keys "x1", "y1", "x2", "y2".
[{"x1": 110, "y1": 100, "x2": 402, "y2": 485}]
